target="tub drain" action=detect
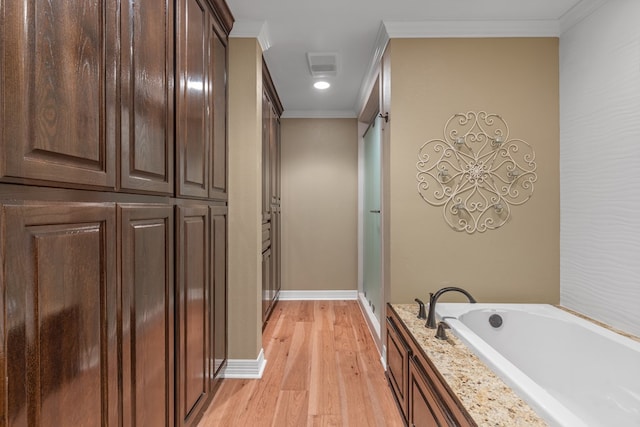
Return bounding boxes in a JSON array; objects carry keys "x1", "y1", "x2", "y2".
[{"x1": 489, "y1": 314, "x2": 503, "y2": 328}]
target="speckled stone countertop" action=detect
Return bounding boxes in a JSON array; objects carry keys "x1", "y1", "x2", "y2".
[{"x1": 391, "y1": 304, "x2": 548, "y2": 427}]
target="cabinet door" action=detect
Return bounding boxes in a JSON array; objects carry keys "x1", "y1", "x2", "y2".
[
  {"x1": 262, "y1": 246, "x2": 272, "y2": 323},
  {"x1": 409, "y1": 356, "x2": 452, "y2": 427},
  {"x1": 208, "y1": 27, "x2": 228, "y2": 201},
  {"x1": 210, "y1": 206, "x2": 227, "y2": 377},
  {"x1": 176, "y1": 0, "x2": 210, "y2": 199},
  {"x1": 176, "y1": 205, "x2": 210, "y2": 427},
  {"x1": 262, "y1": 93, "x2": 272, "y2": 220},
  {"x1": 1, "y1": 2, "x2": 117, "y2": 188},
  {"x1": 2, "y1": 203, "x2": 117, "y2": 427},
  {"x1": 386, "y1": 316, "x2": 411, "y2": 423},
  {"x1": 120, "y1": 0, "x2": 174, "y2": 194},
  {"x1": 120, "y1": 204, "x2": 174, "y2": 427}
]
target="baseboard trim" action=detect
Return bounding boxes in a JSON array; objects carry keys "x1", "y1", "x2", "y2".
[
  {"x1": 278, "y1": 290, "x2": 358, "y2": 300},
  {"x1": 220, "y1": 348, "x2": 266, "y2": 379}
]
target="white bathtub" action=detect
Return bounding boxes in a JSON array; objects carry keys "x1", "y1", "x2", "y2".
[{"x1": 435, "y1": 303, "x2": 640, "y2": 427}]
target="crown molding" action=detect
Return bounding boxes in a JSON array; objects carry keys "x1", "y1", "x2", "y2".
[
  {"x1": 281, "y1": 110, "x2": 357, "y2": 119},
  {"x1": 229, "y1": 20, "x2": 271, "y2": 51},
  {"x1": 559, "y1": 0, "x2": 608, "y2": 34},
  {"x1": 382, "y1": 20, "x2": 561, "y2": 38}
]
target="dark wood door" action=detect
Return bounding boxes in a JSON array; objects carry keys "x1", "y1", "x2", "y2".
[
  {"x1": 210, "y1": 206, "x2": 227, "y2": 377},
  {"x1": 0, "y1": 1, "x2": 117, "y2": 189},
  {"x1": 176, "y1": 205, "x2": 210, "y2": 427},
  {"x1": 208, "y1": 27, "x2": 228, "y2": 201},
  {"x1": 262, "y1": 246, "x2": 273, "y2": 323},
  {"x1": 120, "y1": 0, "x2": 174, "y2": 194},
  {"x1": 176, "y1": 0, "x2": 210, "y2": 199},
  {"x1": 120, "y1": 204, "x2": 174, "y2": 427},
  {"x1": 262, "y1": 93, "x2": 272, "y2": 220},
  {"x1": 386, "y1": 316, "x2": 411, "y2": 423},
  {"x1": 409, "y1": 357, "x2": 451, "y2": 427},
  {"x1": 2, "y1": 202, "x2": 117, "y2": 427}
]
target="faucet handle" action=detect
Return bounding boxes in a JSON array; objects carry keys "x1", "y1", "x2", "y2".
[
  {"x1": 435, "y1": 321, "x2": 450, "y2": 340},
  {"x1": 414, "y1": 298, "x2": 427, "y2": 319}
]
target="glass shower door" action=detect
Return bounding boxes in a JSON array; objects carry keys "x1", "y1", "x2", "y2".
[{"x1": 363, "y1": 117, "x2": 381, "y2": 323}]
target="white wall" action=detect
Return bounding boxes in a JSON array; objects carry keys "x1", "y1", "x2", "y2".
[{"x1": 560, "y1": 0, "x2": 640, "y2": 336}]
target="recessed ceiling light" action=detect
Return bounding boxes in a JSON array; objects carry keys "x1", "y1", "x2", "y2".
[{"x1": 314, "y1": 81, "x2": 330, "y2": 90}]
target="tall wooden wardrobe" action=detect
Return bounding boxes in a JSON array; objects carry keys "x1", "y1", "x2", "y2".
[
  {"x1": 0, "y1": 0, "x2": 233, "y2": 426},
  {"x1": 262, "y1": 63, "x2": 283, "y2": 325}
]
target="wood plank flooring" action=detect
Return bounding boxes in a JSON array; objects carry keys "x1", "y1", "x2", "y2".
[{"x1": 199, "y1": 300, "x2": 404, "y2": 427}]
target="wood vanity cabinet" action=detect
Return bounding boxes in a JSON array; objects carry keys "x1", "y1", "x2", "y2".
[
  {"x1": 386, "y1": 305, "x2": 477, "y2": 427},
  {"x1": 386, "y1": 315, "x2": 411, "y2": 424}
]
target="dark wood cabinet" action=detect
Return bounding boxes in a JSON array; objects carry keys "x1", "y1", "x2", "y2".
[
  {"x1": 409, "y1": 356, "x2": 452, "y2": 427},
  {"x1": 1, "y1": 0, "x2": 232, "y2": 424},
  {"x1": 2, "y1": 203, "x2": 118, "y2": 427},
  {"x1": 176, "y1": 205, "x2": 211, "y2": 427},
  {"x1": 386, "y1": 316, "x2": 411, "y2": 424},
  {"x1": 176, "y1": 0, "x2": 229, "y2": 201},
  {"x1": 261, "y1": 65, "x2": 283, "y2": 325},
  {"x1": 386, "y1": 305, "x2": 477, "y2": 427},
  {"x1": 120, "y1": 0, "x2": 175, "y2": 194},
  {"x1": 1, "y1": 1, "x2": 117, "y2": 189},
  {"x1": 209, "y1": 29, "x2": 228, "y2": 200},
  {"x1": 120, "y1": 204, "x2": 175, "y2": 427},
  {"x1": 210, "y1": 207, "x2": 228, "y2": 377},
  {"x1": 176, "y1": 0, "x2": 210, "y2": 199}
]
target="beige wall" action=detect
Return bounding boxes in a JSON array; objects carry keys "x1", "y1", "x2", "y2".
[
  {"x1": 227, "y1": 38, "x2": 263, "y2": 359},
  {"x1": 281, "y1": 118, "x2": 359, "y2": 291},
  {"x1": 386, "y1": 38, "x2": 560, "y2": 304}
]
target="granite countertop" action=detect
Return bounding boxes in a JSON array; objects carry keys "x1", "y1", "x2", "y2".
[{"x1": 391, "y1": 304, "x2": 548, "y2": 427}]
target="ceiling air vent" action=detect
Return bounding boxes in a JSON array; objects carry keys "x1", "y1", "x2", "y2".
[{"x1": 307, "y1": 52, "x2": 338, "y2": 77}]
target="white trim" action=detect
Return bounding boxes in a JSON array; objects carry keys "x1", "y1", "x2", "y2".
[
  {"x1": 382, "y1": 19, "x2": 561, "y2": 38},
  {"x1": 220, "y1": 348, "x2": 267, "y2": 379},
  {"x1": 381, "y1": 344, "x2": 387, "y2": 371},
  {"x1": 355, "y1": 23, "x2": 390, "y2": 118},
  {"x1": 278, "y1": 290, "x2": 358, "y2": 300},
  {"x1": 281, "y1": 110, "x2": 357, "y2": 119},
  {"x1": 358, "y1": 292, "x2": 381, "y2": 338},
  {"x1": 230, "y1": 20, "x2": 271, "y2": 52},
  {"x1": 559, "y1": 0, "x2": 608, "y2": 34}
]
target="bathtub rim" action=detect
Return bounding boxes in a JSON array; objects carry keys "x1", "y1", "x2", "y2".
[{"x1": 435, "y1": 303, "x2": 595, "y2": 427}]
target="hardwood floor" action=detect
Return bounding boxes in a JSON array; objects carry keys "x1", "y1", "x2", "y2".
[{"x1": 199, "y1": 300, "x2": 404, "y2": 427}]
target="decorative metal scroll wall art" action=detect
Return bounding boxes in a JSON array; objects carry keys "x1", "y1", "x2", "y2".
[{"x1": 416, "y1": 111, "x2": 537, "y2": 233}]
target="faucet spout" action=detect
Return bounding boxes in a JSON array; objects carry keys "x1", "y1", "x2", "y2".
[{"x1": 426, "y1": 286, "x2": 476, "y2": 329}]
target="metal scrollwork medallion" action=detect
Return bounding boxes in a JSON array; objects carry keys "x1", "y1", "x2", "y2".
[{"x1": 416, "y1": 111, "x2": 537, "y2": 233}]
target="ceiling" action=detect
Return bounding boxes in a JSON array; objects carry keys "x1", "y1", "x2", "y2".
[{"x1": 225, "y1": 0, "x2": 607, "y2": 118}]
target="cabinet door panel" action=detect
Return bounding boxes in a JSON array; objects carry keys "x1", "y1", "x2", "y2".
[
  {"x1": 1, "y1": 1, "x2": 116, "y2": 188},
  {"x1": 2, "y1": 203, "x2": 117, "y2": 427},
  {"x1": 209, "y1": 28, "x2": 228, "y2": 200},
  {"x1": 409, "y1": 357, "x2": 453, "y2": 427},
  {"x1": 262, "y1": 246, "x2": 272, "y2": 323},
  {"x1": 210, "y1": 207, "x2": 227, "y2": 377},
  {"x1": 177, "y1": 205, "x2": 210, "y2": 426},
  {"x1": 386, "y1": 316, "x2": 410, "y2": 423},
  {"x1": 120, "y1": 205, "x2": 174, "y2": 427},
  {"x1": 121, "y1": 0, "x2": 174, "y2": 193},
  {"x1": 176, "y1": 0, "x2": 209, "y2": 199}
]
